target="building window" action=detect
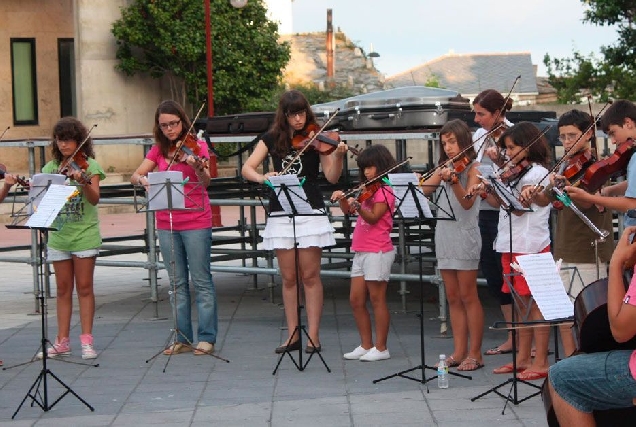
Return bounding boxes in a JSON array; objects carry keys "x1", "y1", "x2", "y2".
[
  {"x1": 10, "y1": 38, "x2": 38, "y2": 125},
  {"x1": 58, "y1": 39, "x2": 76, "y2": 118}
]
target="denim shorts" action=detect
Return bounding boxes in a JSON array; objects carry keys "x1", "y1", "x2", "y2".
[
  {"x1": 549, "y1": 350, "x2": 636, "y2": 413},
  {"x1": 351, "y1": 250, "x2": 395, "y2": 282},
  {"x1": 47, "y1": 247, "x2": 100, "y2": 262}
]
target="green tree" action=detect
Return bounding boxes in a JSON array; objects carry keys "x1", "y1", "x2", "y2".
[
  {"x1": 544, "y1": 0, "x2": 636, "y2": 101},
  {"x1": 111, "y1": 0, "x2": 290, "y2": 116}
]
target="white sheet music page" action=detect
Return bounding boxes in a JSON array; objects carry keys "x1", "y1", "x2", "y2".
[
  {"x1": 267, "y1": 175, "x2": 314, "y2": 215},
  {"x1": 490, "y1": 178, "x2": 527, "y2": 211},
  {"x1": 26, "y1": 184, "x2": 78, "y2": 228},
  {"x1": 388, "y1": 173, "x2": 433, "y2": 218},
  {"x1": 515, "y1": 252, "x2": 574, "y2": 320},
  {"x1": 148, "y1": 171, "x2": 186, "y2": 210},
  {"x1": 28, "y1": 173, "x2": 66, "y2": 214}
]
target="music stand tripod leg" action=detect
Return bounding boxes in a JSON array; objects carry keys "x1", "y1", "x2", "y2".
[{"x1": 270, "y1": 184, "x2": 330, "y2": 374}]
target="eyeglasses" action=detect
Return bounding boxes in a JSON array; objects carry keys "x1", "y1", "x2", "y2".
[
  {"x1": 159, "y1": 120, "x2": 181, "y2": 130},
  {"x1": 558, "y1": 133, "x2": 583, "y2": 142},
  {"x1": 286, "y1": 110, "x2": 306, "y2": 119}
]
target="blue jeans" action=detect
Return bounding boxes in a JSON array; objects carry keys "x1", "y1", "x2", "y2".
[
  {"x1": 549, "y1": 350, "x2": 636, "y2": 413},
  {"x1": 157, "y1": 228, "x2": 217, "y2": 344}
]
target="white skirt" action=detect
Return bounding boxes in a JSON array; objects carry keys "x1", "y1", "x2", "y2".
[{"x1": 262, "y1": 210, "x2": 336, "y2": 250}]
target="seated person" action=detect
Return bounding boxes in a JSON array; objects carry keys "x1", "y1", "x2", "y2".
[{"x1": 548, "y1": 225, "x2": 636, "y2": 426}]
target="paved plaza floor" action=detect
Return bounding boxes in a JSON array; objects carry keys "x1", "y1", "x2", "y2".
[{"x1": 0, "y1": 212, "x2": 550, "y2": 426}]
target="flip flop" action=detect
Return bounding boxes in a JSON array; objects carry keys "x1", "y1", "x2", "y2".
[
  {"x1": 484, "y1": 346, "x2": 513, "y2": 356},
  {"x1": 493, "y1": 362, "x2": 527, "y2": 374},
  {"x1": 517, "y1": 370, "x2": 548, "y2": 381},
  {"x1": 457, "y1": 357, "x2": 484, "y2": 372},
  {"x1": 435, "y1": 355, "x2": 460, "y2": 368}
]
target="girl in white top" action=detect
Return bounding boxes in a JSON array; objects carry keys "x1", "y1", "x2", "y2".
[{"x1": 469, "y1": 122, "x2": 553, "y2": 380}]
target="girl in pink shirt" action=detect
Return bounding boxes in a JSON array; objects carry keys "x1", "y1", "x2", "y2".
[{"x1": 331, "y1": 145, "x2": 396, "y2": 362}]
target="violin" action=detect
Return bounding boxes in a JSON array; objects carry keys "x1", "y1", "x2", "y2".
[
  {"x1": 560, "y1": 149, "x2": 595, "y2": 184},
  {"x1": 498, "y1": 159, "x2": 532, "y2": 185},
  {"x1": 355, "y1": 181, "x2": 382, "y2": 203},
  {"x1": 292, "y1": 124, "x2": 359, "y2": 156},
  {"x1": 578, "y1": 138, "x2": 635, "y2": 193},
  {"x1": 444, "y1": 155, "x2": 471, "y2": 184},
  {"x1": 175, "y1": 133, "x2": 209, "y2": 169},
  {"x1": 0, "y1": 163, "x2": 29, "y2": 187},
  {"x1": 59, "y1": 152, "x2": 92, "y2": 185}
]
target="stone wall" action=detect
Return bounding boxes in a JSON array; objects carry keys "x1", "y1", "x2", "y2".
[{"x1": 282, "y1": 32, "x2": 385, "y2": 94}]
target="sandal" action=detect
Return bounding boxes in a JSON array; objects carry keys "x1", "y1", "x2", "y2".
[
  {"x1": 493, "y1": 362, "x2": 527, "y2": 374},
  {"x1": 435, "y1": 355, "x2": 460, "y2": 368},
  {"x1": 457, "y1": 357, "x2": 484, "y2": 372},
  {"x1": 484, "y1": 346, "x2": 513, "y2": 356},
  {"x1": 193, "y1": 341, "x2": 215, "y2": 356},
  {"x1": 163, "y1": 342, "x2": 192, "y2": 355},
  {"x1": 517, "y1": 370, "x2": 548, "y2": 381}
]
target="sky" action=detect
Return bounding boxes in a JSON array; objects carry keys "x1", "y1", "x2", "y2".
[{"x1": 290, "y1": 0, "x2": 619, "y2": 78}]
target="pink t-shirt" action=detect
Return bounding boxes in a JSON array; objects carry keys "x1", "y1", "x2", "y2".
[
  {"x1": 351, "y1": 185, "x2": 395, "y2": 253},
  {"x1": 146, "y1": 141, "x2": 212, "y2": 231},
  {"x1": 622, "y1": 272, "x2": 636, "y2": 379}
]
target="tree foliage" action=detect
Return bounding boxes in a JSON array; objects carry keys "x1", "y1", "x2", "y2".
[
  {"x1": 111, "y1": 0, "x2": 290, "y2": 116},
  {"x1": 543, "y1": 0, "x2": 636, "y2": 102}
]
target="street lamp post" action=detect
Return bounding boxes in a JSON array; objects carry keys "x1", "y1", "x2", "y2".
[{"x1": 204, "y1": 0, "x2": 248, "y2": 226}]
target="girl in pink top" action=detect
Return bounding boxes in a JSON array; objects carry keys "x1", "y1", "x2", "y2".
[
  {"x1": 131, "y1": 100, "x2": 217, "y2": 357},
  {"x1": 331, "y1": 145, "x2": 396, "y2": 362}
]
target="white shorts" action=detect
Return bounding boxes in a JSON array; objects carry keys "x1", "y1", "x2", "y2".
[
  {"x1": 47, "y1": 247, "x2": 99, "y2": 262},
  {"x1": 351, "y1": 250, "x2": 395, "y2": 282},
  {"x1": 262, "y1": 210, "x2": 336, "y2": 250}
]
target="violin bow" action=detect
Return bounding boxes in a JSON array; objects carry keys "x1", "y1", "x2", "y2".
[
  {"x1": 167, "y1": 103, "x2": 206, "y2": 171},
  {"x1": 0, "y1": 126, "x2": 10, "y2": 141},
  {"x1": 57, "y1": 124, "x2": 98, "y2": 175},
  {"x1": 337, "y1": 157, "x2": 412, "y2": 201},
  {"x1": 279, "y1": 109, "x2": 341, "y2": 176},
  {"x1": 474, "y1": 75, "x2": 521, "y2": 156},
  {"x1": 528, "y1": 101, "x2": 611, "y2": 195},
  {"x1": 587, "y1": 95, "x2": 600, "y2": 161}
]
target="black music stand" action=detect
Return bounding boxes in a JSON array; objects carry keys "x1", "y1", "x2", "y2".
[
  {"x1": 470, "y1": 179, "x2": 549, "y2": 412},
  {"x1": 5, "y1": 182, "x2": 94, "y2": 418},
  {"x1": 266, "y1": 178, "x2": 330, "y2": 374},
  {"x1": 138, "y1": 172, "x2": 229, "y2": 371},
  {"x1": 372, "y1": 178, "x2": 471, "y2": 387}
]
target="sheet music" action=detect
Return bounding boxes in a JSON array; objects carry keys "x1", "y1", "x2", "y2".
[
  {"x1": 515, "y1": 252, "x2": 574, "y2": 320},
  {"x1": 388, "y1": 173, "x2": 433, "y2": 218},
  {"x1": 147, "y1": 171, "x2": 185, "y2": 210},
  {"x1": 489, "y1": 177, "x2": 527, "y2": 211},
  {"x1": 28, "y1": 173, "x2": 66, "y2": 214},
  {"x1": 267, "y1": 175, "x2": 314, "y2": 215},
  {"x1": 26, "y1": 184, "x2": 77, "y2": 228}
]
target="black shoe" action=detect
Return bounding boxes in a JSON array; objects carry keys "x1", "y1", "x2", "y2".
[
  {"x1": 305, "y1": 345, "x2": 322, "y2": 354},
  {"x1": 275, "y1": 340, "x2": 301, "y2": 354}
]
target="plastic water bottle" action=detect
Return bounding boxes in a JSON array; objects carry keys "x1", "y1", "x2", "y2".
[{"x1": 437, "y1": 354, "x2": 449, "y2": 389}]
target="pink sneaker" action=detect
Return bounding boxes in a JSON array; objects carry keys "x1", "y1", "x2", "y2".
[
  {"x1": 80, "y1": 334, "x2": 97, "y2": 360},
  {"x1": 37, "y1": 337, "x2": 71, "y2": 359}
]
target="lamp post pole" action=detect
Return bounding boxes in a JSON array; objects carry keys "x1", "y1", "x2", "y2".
[{"x1": 204, "y1": 0, "x2": 221, "y2": 226}]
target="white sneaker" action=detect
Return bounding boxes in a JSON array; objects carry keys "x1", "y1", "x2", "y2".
[
  {"x1": 343, "y1": 345, "x2": 371, "y2": 360},
  {"x1": 359, "y1": 347, "x2": 390, "y2": 362}
]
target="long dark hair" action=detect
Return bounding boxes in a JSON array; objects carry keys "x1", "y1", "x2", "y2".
[
  {"x1": 153, "y1": 100, "x2": 193, "y2": 158},
  {"x1": 498, "y1": 122, "x2": 551, "y2": 168},
  {"x1": 269, "y1": 90, "x2": 317, "y2": 157},
  {"x1": 473, "y1": 89, "x2": 513, "y2": 116},
  {"x1": 51, "y1": 117, "x2": 94, "y2": 163},
  {"x1": 356, "y1": 145, "x2": 397, "y2": 181},
  {"x1": 438, "y1": 119, "x2": 475, "y2": 164}
]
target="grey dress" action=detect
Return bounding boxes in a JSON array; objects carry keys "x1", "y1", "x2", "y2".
[{"x1": 434, "y1": 163, "x2": 481, "y2": 270}]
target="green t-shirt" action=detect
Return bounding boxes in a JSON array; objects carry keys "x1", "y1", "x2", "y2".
[{"x1": 42, "y1": 158, "x2": 106, "y2": 251}]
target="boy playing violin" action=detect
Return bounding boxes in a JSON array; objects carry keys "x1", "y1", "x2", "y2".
[
  {"x1": 564, "y1": 100, "x2": 636, "y2": 226},
  {"x1": 519, "y1": 110, "x2": 614, "y2": 357}
]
